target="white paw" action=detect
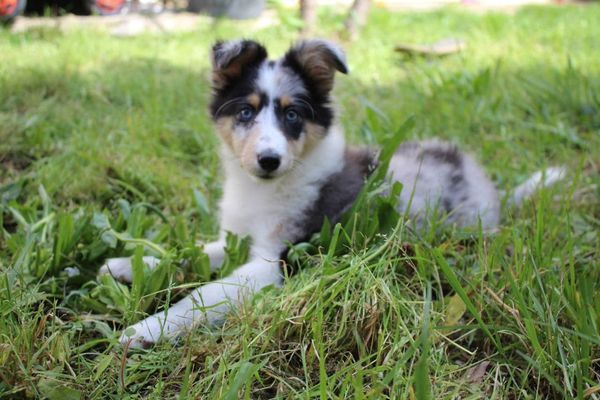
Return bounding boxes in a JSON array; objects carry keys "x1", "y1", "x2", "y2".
[
  {"x1": 119, "y1": 316, "x2": 164, "y2": 349},
  {"x1": 98, "y1": 256, "x2": 160, "y2": 283}
]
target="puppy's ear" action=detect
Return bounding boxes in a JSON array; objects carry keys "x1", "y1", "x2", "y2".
[
  {"x1": 284, "y1": 39, "x2": 348, "y2": 95},
  {"x1": 211, "y1": 40, "x2": 268, "y2": 90}
]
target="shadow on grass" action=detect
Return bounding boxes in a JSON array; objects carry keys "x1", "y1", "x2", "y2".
[{"x1": 1, "y1": 57, "x2": 222, "y2": 211}]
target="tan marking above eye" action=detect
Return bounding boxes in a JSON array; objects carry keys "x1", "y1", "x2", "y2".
[
  {"x1": 280, "y1": 95, "x2": 292, "y2": 108},
  {"x1": 247, "y1": 93, "x2": 261, "y2": 108}
]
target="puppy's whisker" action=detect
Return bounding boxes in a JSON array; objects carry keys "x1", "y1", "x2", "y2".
[
  {"x1": 295, "y1": 98, "x2": 316, "y2": 120},
  {"x1": 293, "y1": 159, "x2": 306, "y2": 169},
  {"x1": 214, "y1": 96, "x2": 248, "y2": 118}
]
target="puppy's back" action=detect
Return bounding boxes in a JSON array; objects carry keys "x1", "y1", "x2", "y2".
[{"x1": 389, "y1": 140, "x2": 500, "y2": 229}]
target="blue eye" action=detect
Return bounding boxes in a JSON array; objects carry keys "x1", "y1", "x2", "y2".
[
  {"x1": 285, "y1": 109, "x2": 299, "y2": 123},
  {"x1": 238, "y1": 107, "x2": 255, "y2": 122}
]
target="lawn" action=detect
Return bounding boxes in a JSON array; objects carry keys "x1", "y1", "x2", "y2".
[{"x1": 1, "y1": 4, "x2": 599, "y2": 399}]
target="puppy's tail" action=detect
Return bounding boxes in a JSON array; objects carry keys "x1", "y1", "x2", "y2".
[{"x1": 506, "y1": 166, "x2": 566, "y2": 207}]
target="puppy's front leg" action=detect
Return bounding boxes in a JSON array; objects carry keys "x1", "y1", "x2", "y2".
[
  {"x1": 98, "y1": 256, "x2": 161, "y2": 282},
  {"x1": 120, "y1": 256, "x2": 282, "y2": 348},
  {"x1": 200, "y1": 239, "x2": 227, "y2": 271},
  {"x1": 98, "y1": 239, "x2": 227, "y2": 283}
]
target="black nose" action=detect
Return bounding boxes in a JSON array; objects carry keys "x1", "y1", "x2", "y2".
[{"x1": 257, "y1": 152, "x2": 281, "y2": 172}]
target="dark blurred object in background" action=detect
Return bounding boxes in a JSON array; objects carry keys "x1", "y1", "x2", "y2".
[
  {"x1": 0, "y1": 0, "x2": 27, "y2": 23},
  {"x1": 1, "y1": 0, "x2": 265, "y2": 24},
  {"x1": 25, "y1": 0, "x2": 126, "y2": 15}
]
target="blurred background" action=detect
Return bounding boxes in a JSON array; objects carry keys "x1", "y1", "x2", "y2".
[{"x1": 0, "y1": 0, "x2": 591, "y2": 28}]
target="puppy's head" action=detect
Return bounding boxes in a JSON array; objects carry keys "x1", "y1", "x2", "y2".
[{"x1": 209, "y1": 39, "x2": 348, "y2": 180}]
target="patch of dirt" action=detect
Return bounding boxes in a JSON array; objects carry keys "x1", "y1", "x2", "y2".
[
  {"x1": 0, "y1": 153, "x2": 34, "y2": 185},
  {"x1": 1, "y1": 153, "x2": 33, "y2": 172}
]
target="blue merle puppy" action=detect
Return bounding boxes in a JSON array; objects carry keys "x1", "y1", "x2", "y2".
[{"x1": 99, "y1": 39, "x2": 564, "y2": 348}]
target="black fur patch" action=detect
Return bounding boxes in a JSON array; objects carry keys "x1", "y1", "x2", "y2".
[
  {"x1": 396, "y1": 141, "x2": 463, "y2": 169},
  {"x1": 210, "y1": 67, "x2": 263, "y2": 119},
  {"x1": 433, "y1": 149, "x2": 467, "y2": 214},
  {"x1": 273, "y1": 98, "x2": 304, "y2": 140},
  {"x1": 442, "y1": 198, "x2": 453, "y2": 213},
  {"x1": 421, "y1": 146, "x2": 463, "y2": 168},
  {"x1": 281, "y1": 147, "x2": 376, "y2": 273},
  {"x1": 297, "y1": 147, "x2": 377, "y2": 240},
  {"x1": 450, "y1": 171, "x2": 464, "y2": 186}
]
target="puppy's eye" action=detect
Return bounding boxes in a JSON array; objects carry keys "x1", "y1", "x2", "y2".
[
  {"x1": 285, "y1": 109, "x2": 299, "y2": 123},
  {"x1": 238, "y1": 107, "x2": 255, "y2": 122}
]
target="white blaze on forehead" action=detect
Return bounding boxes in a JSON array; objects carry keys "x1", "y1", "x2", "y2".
[
  {"x1": 255, "y1": 104, "x2": 287, "y2": 155},
  {"x1": 256, "y1": 61, "x2": 306, "y2": 100}
]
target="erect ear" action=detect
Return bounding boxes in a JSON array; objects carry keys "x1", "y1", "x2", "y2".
[
  {"x1": 211, "y1": 40, "x2": 268, "y2": 90},
  {"x1": 284, "y1": 39, "x2": 348, "y2": 95}
]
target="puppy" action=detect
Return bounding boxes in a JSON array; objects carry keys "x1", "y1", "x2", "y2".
[{"x1": 100, "y1": 39, "x2": 564, "y2": 348}]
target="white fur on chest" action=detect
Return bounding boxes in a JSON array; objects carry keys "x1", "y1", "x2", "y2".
[{"x1": 219, "y1": 127, "x2": 346, "y2": 257}]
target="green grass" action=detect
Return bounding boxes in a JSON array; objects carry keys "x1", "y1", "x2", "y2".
[{"x1": 1, "y1": 4, "x2": 599, "y2": 399}]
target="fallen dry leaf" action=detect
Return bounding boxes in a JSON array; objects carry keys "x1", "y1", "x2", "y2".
[{"x1": 467, "y1": 361, "x2": 491, "y2": 383}]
